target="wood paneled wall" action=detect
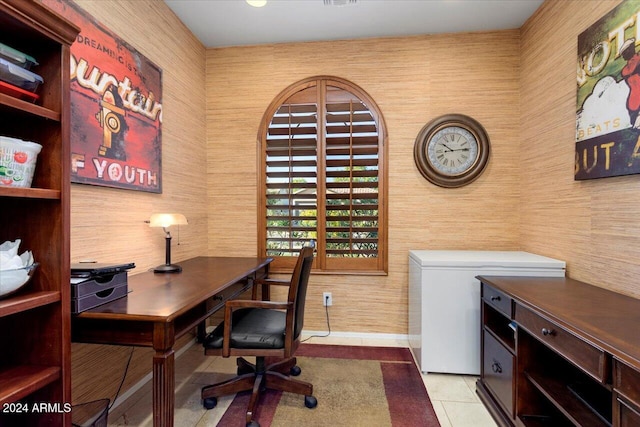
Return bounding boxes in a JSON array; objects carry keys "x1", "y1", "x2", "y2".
[
  {"x1": 206, "y1": 31, "x2": 523, "y2": 335},
  {"x1": 42, "y1": 0, "x2": 208, "y2": 404},
  {"x1": 519, "y1": 0, "x2": 640, "y2": 298}
]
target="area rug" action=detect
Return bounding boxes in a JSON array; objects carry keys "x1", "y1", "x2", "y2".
[{"x1": 217, "y1": 344, "x2": 440, "y2": 427}]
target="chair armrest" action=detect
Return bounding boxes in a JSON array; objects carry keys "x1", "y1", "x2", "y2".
[
  {"x1": 254, "y1": 278, "x2": 291, "y2": 287},
  {"x1": 253, "y1": 278, "x2": 291, "y2": 301}
]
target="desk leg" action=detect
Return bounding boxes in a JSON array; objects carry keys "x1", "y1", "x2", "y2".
[{"x1": 153, "y1": 349, "x2": 175, "y2": 427}]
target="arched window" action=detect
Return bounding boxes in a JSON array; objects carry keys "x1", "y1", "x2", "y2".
[{"x1": 258, "y1": 76, "x2": 387, "y2": 273}]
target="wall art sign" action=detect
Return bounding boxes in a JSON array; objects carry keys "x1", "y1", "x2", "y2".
[
  {"x1": 43, "y1": 0, "x2": 163, "y2": 192},
  {"x1": 576, "y1": 0, "x2": 640, "y2": 180}
]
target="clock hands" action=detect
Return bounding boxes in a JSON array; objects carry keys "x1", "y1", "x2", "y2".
[
  {"x1": 440, "y1": 143, "x2": 454, "y2": 152},
  {"x1": 439, "y1": 134, "x2": 471, "y2": 153},
  {"x1": 439, "y1": 143, "x2": 469, "y2": 153}
]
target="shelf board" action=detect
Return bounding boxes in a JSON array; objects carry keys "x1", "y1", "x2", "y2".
[
  {"x1": 0, "y1": 291, "x2": 61, "y2": 318},
  {"x1": 485, "y1": 326, "x2": 516, "y2": 354},
  {"x1": 525, "y1": 371, "x2": 610, "y2": 427},
  {"x1": 0, "y1": 93, "x2": 60, "y2": 121},
  {"x1": 0, "y1": 187, "x2": 61, "y2": 200},
  {"x1": 0, "y1": 365, "x2": 61, "y2": 405}
]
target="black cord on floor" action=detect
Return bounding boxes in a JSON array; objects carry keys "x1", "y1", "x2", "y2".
[
  {"x1": 108, "y1": 347, "x2": 135, "y2": 410},
  {"x1": 302, "y1": 301, "x2": 331, "y2": 342}
]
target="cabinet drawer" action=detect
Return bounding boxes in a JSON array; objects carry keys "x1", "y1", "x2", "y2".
[
  {"x1": 614, "y1": 359, "x2": 640, "y2": 407},
  {"x1": 618, "y1": 397, "x2": 640, "y2": 427},
  {"x1": 482, "y1": 284, "x2": 512, "y2": 318},
  {"x1": 515, "y1": 304, "x2": 606, "y2": 382},
  {"x1": 483, "y1": 329, "x2": 514, "y2": 417},
  {"x1": 206, "y1": 280, "x2": 251, "y2": 312}
]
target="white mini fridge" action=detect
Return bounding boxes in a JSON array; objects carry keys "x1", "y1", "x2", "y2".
[{"x1": 408, "y1": 250, "x2": 565, "y2": 375}]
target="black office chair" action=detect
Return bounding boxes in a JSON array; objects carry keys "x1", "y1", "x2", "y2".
[{"x1": 201, "y1": 242, "x2": 317, "y2": 427}]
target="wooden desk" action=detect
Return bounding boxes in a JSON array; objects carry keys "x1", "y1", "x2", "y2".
[{"x1": 71, "y1": 256, "x2": 272, "y2": 427}]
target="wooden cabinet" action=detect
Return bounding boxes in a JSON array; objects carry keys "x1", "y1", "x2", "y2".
[
  {"x1": 477, "y1": 284, "x2": 517, "y2": 426},
  {"x1": 477, "y1": 276, "x2": 640, "y2": 427},
  {"x1": 614, "y1": 359, "x2": 640, "y2": 427},
  {"x1": 516, "y1": 304, "x2": 607, "y2": 382},
  {"x1": 0, "y1": 1, "x2": 78, "y2": 426},
  {"x1": 482, "y1": 329, "x2": 515, "y2": 417}
]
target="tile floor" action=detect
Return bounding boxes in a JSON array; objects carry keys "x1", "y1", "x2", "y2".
[{"x1": 107, "y1": 334, "x2": 497, "y2": 427}]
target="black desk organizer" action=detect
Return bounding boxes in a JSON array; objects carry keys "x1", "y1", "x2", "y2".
[{"x1": 71, "y1": 272, "x2": 128, "y2": 313}]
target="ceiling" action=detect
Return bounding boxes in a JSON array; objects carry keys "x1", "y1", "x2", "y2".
[{"x1": 164, "y1": 0, "x2": 544, "y2": 49}]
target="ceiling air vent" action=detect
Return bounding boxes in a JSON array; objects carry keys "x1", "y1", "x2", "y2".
[{"x1": 324, "y1": 0, "x2": 357, "y2": 6}]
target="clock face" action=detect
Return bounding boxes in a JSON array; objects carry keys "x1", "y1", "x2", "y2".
[
  {"x1": 426, "y1": 126, "x2": 479, "y2": 176},
  {"x1": 413, "y1": 114, "x2": 490, "y2": 188}
]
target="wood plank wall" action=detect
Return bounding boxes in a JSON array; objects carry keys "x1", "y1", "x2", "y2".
[
  {"x1": 39, "y1": 0, "x2": 208, "y2": 405},
  {"x1": 206, "y1": 31, "x2": 523, "y2": 335},
  {"x1": 519, "y1": 0, "x2": 640, "y2": 298}
]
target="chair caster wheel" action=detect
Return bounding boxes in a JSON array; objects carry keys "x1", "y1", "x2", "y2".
[
  {"x1": 247, "y1": 420, "x2": 260, "y2": 427},
  {"x1": 203, "y1": 397, "x2": 217, "y2": 409},
  {"x1": 290, "y1": 365, "x2": 301, "y2": 376},
  {"x1": 305, "y1": 395, "x2": 318, "y2": 408}
]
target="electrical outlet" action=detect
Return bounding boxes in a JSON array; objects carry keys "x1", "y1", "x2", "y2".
[{"x1": 323, "y1": 292, "x2": 332, "y2": 306}]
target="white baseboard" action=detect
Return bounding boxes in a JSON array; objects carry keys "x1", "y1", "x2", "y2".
[{"x1": 301, "y1": 330, "x2": 409, "y2": 344}]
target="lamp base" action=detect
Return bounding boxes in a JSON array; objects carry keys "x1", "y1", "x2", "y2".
[{"x1": 153, "y1": 263, "x2": 182, "y2": 273}]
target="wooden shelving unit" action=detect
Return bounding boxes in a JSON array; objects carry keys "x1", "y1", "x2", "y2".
[
  {"x1": 0, "y1": 1, "x2": 78, "y2": 426},
  {"x1": 477, "y1": 276, "x2": 640, "y2": 427}
]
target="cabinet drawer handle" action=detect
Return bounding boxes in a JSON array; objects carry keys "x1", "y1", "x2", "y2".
[
  {"x1": 491, "y1": 361, "x2": 502, "y2": 373},
  {"x1": 541, "y1": 327, "x2": 555, "y2": 336},
  {"x1": 490, "y1": 296, "x2": 501, "y2": 302}
]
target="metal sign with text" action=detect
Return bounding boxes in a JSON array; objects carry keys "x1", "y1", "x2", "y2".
[
  {"x1": 44, "y1": 0, "x2": 163, "y2": 193},
  {"x1": 576, "y1": 0, "x2": 640, "y2": 180}
]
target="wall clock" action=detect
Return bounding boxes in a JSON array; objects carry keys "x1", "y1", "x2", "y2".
[{"x1": 413, "y1": 114, "x2": 490, "y2": 188}]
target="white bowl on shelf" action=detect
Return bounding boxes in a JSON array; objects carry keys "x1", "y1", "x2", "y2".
[{"x1": 0, "y1": 262, "x2": 38, "y2": 298}]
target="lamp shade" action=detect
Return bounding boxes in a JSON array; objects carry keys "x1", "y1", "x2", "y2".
[{"x1": 148, "y1": 213, "x2": 188, "y2": 228}]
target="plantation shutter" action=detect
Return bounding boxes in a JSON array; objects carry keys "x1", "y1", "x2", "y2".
[
  {"x1": 260, "y1": 77, "x2": 387, "y2": 273},
  {"x1": 324, "y1": 84, "x2": 380, "y2": 271},
  {"x1": 265, "y1": 87, "x2": 318, "y2": 260}
]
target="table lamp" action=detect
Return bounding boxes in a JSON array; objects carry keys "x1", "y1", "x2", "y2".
[{"x1": 148, "y1": 213, "x2": 188, "y2": 273}]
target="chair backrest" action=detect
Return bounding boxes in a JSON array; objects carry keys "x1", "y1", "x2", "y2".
[{"x1": 288, "y1": 241, "x2": 315, "y2": 341}]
